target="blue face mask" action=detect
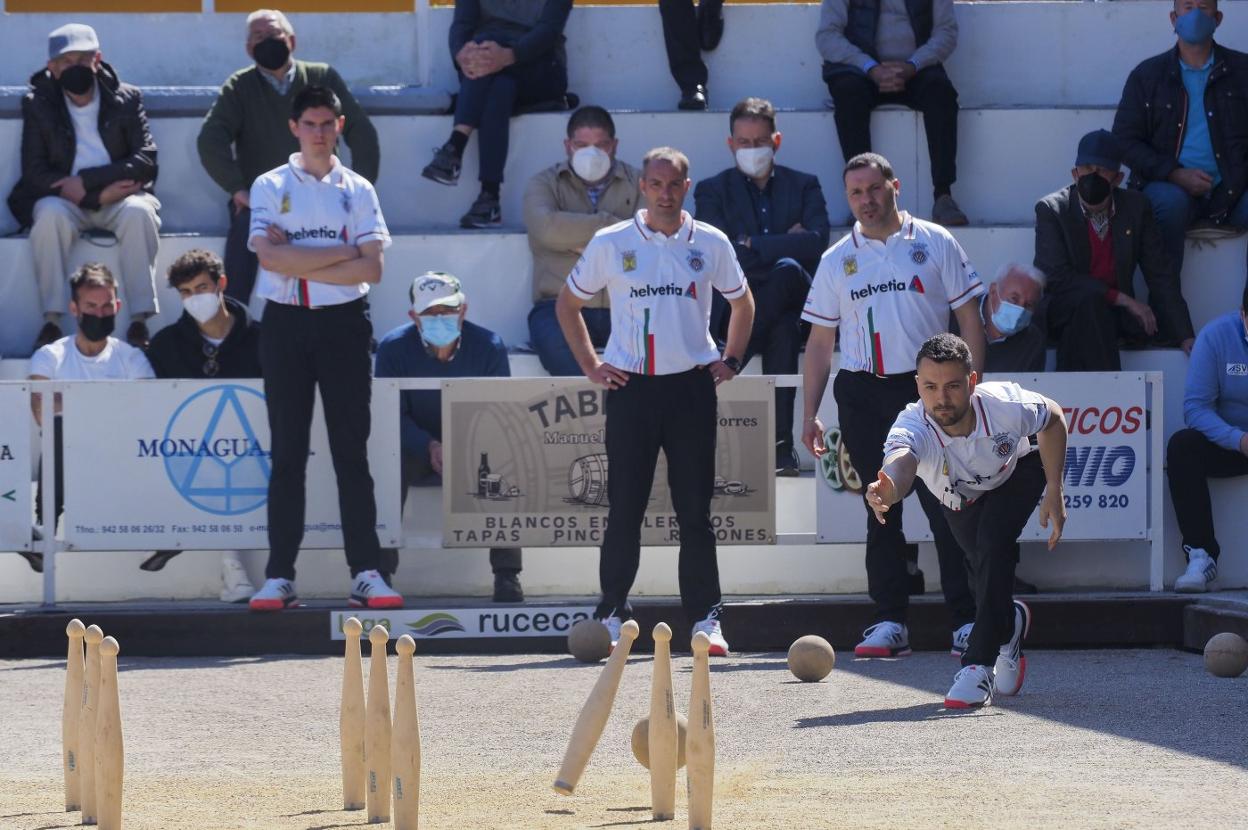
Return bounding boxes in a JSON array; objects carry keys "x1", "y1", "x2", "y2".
[
  {"x1": 1174, "y1": 8, "x2": 1217, "y2": 45},
  {"x1": 419, "y1": 314, "x2": 461, "y2": 347},
  {"x1": 991, "y1": 299, "x2": 1032, "y2": 337}
]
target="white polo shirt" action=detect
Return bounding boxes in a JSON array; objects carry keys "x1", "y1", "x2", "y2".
[
  {"x1": 248, "y1": 154, "x2": 390, "y2": 308},
  {"x1": 30, "y1": 336, "x2": 154, "y2": 380},
  {"x1": 883, "y1": 381, "x2": 1052, "y2": 510},
  {"x1": 567, "y1": 210, "x2": 747, "y2": 375},
  {"x1": 802, "y1": 213, "x2": 983, "y2": 376}
]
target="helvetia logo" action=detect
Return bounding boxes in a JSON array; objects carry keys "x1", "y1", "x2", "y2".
[{"x1": 407, "y1": 613, "x2": 467, "y2": 636}]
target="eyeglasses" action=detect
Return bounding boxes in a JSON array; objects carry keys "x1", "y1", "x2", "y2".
[{"x1": 203, "y1": 341, "x2": 220, "y2": 377}]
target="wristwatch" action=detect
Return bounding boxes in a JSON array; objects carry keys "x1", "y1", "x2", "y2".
[{"x1": 722, "y1": 356, "x2": 742, "y2": 375}]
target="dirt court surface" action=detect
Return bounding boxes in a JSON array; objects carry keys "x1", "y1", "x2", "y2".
[{"x1": 2, "y1": 648, "x2": 1245, "y2": 829}]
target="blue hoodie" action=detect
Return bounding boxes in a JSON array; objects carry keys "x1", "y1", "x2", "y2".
[{"x1": 1183, "y1": 311, "x2": 1248, "y2": 452}]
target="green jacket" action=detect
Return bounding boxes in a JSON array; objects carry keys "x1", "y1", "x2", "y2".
[{"x1": 197, "y1": 60, "x2": 380, "y2": 196}]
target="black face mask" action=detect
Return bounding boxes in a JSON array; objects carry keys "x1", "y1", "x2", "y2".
[
  {"x1": 1077, "y1": 172, "x2": 1112, "y2": 206},
  {"x1": 78, "y1": 312, "x2": 115, "y2": 343},
  {"x1": 253, "y1": 37, "x2": 291, "y2": 71},
  {"x1": 59, "y1": 64, "x2": 96, "y2": 96}
]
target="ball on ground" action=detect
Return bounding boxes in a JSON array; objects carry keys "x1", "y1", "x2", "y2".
[
  {"x1": 787, "y1": 635, "x2": 836, "y2": 682},
  {"x1": 567, "y1": 619, "x2": 611, "y2": 663},
  {"x1": 1203, "y1": 632, "x2": 1248, "y2": 678},
  {"x1": 630, "y1": 716, "x2": 688, "y2": 770}
]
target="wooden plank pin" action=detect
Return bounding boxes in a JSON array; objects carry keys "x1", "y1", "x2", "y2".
[
  {"x1": 365, "y1": 624, "x2": 392, "y2": 824},
  {"x1": 64, "y1": 619, "x2": 86, "y2": 812},
  {"x1": 649, "y1": 622, "x2": 678, "y2": 821},
  {"x1": 341, "y1": 617, "x2": 366, "y2": 811},
  {"x1": 392, "y1": 634, "x2": 421, "y2": 830}
]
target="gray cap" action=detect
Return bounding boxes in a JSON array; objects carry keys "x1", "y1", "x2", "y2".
[{"x1": 48, "y1": 24, "x2": 100, "y2": 60}]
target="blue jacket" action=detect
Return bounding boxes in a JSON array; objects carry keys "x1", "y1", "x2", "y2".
[
  {"x1": 1183, "y1": 311, "x2": 1248, "y2": 452},
  {"x1": 374, "y1": 320, "x2": 510, "y2": 459}
]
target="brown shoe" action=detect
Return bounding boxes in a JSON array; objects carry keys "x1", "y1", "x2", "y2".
[{"x1": 931, "y1": 194, "x2": 969, "y2": 227}]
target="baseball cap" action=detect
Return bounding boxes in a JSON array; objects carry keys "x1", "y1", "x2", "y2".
[
  {"x1": 48, "y1": 24, "x2": 100, "y2": 60},
  {"x1": 1075, "y1": 130, "x2": 1123, "y2": 172},
  {"x1": 410, "y1": 271, "x2": 465, "y2": 313}
]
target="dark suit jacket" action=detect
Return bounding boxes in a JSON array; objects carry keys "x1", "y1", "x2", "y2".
[
  {"x1": 1033, "y1": 184, "x2": 1193, "y2": 343},
  {"x1": 693, "y1": 165, "x2": 831, "y2": 276}
]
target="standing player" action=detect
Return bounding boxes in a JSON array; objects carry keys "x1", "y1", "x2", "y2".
[
  {"x1": 869, "y1": 333, "x2": 1068, "y2": 708},
  {"x1": 555, "y1": 146, "x2": 755, "y2": 655},
  {"x1": 802, "y1": 152, "x2": 984, "y2": 659},
  {"x1": 246, "y1": 85, "x2": 401, "y2": 611}
]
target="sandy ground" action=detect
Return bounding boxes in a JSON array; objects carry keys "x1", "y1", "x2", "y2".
[{"x1": 1, "y1": 648, "x2": 1246, "y2": 829}]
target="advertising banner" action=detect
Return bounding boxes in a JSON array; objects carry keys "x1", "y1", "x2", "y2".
[
  {"x1": 442, "y1": 377, "x2": 776, "y2": 547},
  {"x1": 815, "y1": 372, "x2": 1150, "y2": 542},
  {"x1": 0, "y1": 384, "x2": 33, "y2": 552},
  {"x1": 61, "y1": 380, "x2": 402, "y2": 550},
  {"x1": 329, "y1": 606, "x2": 596, "y2": 640}
]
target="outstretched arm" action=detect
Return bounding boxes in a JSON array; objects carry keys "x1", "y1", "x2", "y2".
[
  {"x1": 866, "y1": 450, "x2": 919, "y2": 525},
  {"x1": 1036, "y1": 396, "x2": 1068, "y2": 550}
]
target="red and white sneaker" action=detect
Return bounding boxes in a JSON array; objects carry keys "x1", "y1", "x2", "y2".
[
  {"x1": 691, "y1": 616, "x2": 730, "y2": 656},
  {"x1": 945, "y1": 664, "x2": 994, "y2": 709},
  {"x1": 249, "y1": 578, "x2": 297, "y2": 611},
  {"x1": 994, "y1": 600, "x2": 1032, "y2": 696},
  {"x1": 854, "y1": 622, "x2": 911, "y2": 657},
  {"x1": 349, "y1": 569, "x2": 404, "y2": 609}
]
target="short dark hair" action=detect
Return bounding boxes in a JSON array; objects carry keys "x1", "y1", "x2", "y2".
[
  {"x1": 843, "y1": 152, "x2": 896, "y2": 183},
  {"x1": 566, "y1": 105, "x2": 615, "y2": 139},
  {"x1": 642, "y1": 146, "x2": 689, "y2": 178},
  {"x1": 167, "y1": 249, "x2": 225, "y2": 289},
  {"x1": 916, "y1": 333, "x2": 973, "y2": 374},
  {"x1": 291, "y1": 85, "x2": 341, "y2": 121},
  {"x1": 729, "y1": 97, "x2": 776, "y2": 135},
  {"x1": 69, "y1": 262, "x2": 117, "y2": 303}
]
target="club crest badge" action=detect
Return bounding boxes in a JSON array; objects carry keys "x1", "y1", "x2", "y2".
[
  {"x1": 280, "y1": 192, "x2": 291, "y2": 214},
  {"x1": 910, "y1": 243, "x2": 928, "y2": 265},
  {"x1": 622, "y1": 251, "x2": 637, "y2": 272},
  {"x1": 844, "y1": 255, "x2": 858, "y2": 276},
  {"x1": 687, "y1": 250, "x2": 705, "y2": 272},
  {"x1": 992, "y1": 432, "x2": 1016, "y2": 458}
]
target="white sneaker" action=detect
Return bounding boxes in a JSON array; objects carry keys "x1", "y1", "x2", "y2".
[
  {"x1": 691, "y1": 616, "x2": 730, "y2": 656},
  {"x1": 249, "y1": 577, "x2": 297, "y2": 612},
  {"x1": 994, "y1": 600, "x2": 1032, "y2": 696},
  {"x1": 1175, "y1": 546, "x2": 1218, "y2": 593},
  {"x1": 348, "y1": 569, "x2": 404, "y2": 609},
  {"x1": 219, "y1": 552, "x2": 255, "y2": 604},
  {"x1": 854, "y1": 621, "x2": 911, "y2": 658},
  {"x1": 951, "y1": 622, "x2": 974, "y2": 658},
  {"x1": 600, "y1": 616, "x2": 623, "y2": 648},
  {"x1": 945, "y1": 664, "x2": 994, "y2": 709}
]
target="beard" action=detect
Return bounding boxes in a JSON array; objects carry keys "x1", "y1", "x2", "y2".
[{"x1": 928, "y1": 403, "x2": 969, "y2": 427}]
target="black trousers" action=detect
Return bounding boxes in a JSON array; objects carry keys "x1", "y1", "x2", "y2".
[
  {"x1": 711, "y1": 258, "x2": 812, "y2": 446},
  {"x1": 260, "y1": 299, "x2": 381, "y2": 580},
  {"x1": 942, "y1": 452, "x2": 1047, "y2": 667},
  {"x1": 1167, "y1": 427, "x2": 1248, "y2": 560},
  {"x1": 379, "y1": 450, "x2": 522, "y2": 575},
  {"x1": 1046, "y1": 283, "x2": 1148, "y2": 371},
  {"x1": 825, "y1": 65, "x2": 959, "y2": 192},
  {"x1": 596, "y1": 369, "x2": 720, "y2": 623},
  {"x1": 833, "y1": 369, "x2": 975, "y2": 627},
  {"x1": 657, "y1": 0, "x2": 708, "y2": 90},
  {"x1": 223, "y1": 202, "x2": 259, "y2": 305}
]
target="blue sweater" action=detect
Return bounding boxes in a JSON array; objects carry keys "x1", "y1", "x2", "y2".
[
  {"x1": 374, "y1": 320, "x2": 510, "y2": 458},
  {"x1": 1183, "y1": 311, "x2": 1248, "y2": 452}
]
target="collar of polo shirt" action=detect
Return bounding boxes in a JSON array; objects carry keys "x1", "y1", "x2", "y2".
[
  {"x1": 633, "y1": 209, "x2": 695, "y2": 243},
  {"x1": 287, "y1": 152, "x2": 343, "y2": 184}
]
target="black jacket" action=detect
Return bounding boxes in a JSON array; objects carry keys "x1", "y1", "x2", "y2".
[
  {"x1": 1034, "y1": 184, "x2": 1193, "y2": 343},
  {"x1": 1112, "y1": 42, "x2": 1248, "y2": 223},
  {"x1": 693, "y1": 165, "x2": 831, "y2": 276},
  {"x1": 7, "y1": 61, "x2": 158, "y2": 229},
  {"x1": 146, "y1": 297, "x2": 262, "y2": 380}
]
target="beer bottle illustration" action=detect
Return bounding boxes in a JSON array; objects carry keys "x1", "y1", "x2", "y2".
[{"x1": 477, "y1": 453, "x2": 490, "y2": 497}]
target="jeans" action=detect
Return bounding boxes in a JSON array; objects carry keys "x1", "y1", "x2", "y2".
[
  {"x1": 1142, "y1": 181, "x2": 1248, "y2": 283},
  {"x1": 223, "y1": 202, "x2": 260, "y2": 304},
  {"x1": 528, "y1": 299, "x2": 612, "y2": 376}
]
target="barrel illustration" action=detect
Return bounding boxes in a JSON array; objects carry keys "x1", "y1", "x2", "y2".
[{"x1": 568, "y1": 454, "x2": 609, "y2": 506}]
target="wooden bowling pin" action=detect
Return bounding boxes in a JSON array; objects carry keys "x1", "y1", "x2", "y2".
[
  {"x1": 341, "y1": 617, "x2": 366, "y2": 811},
  {"x1": 64, "y1": 619, "x2": 86, "y2": 811},
  {"x1": 81, "y1": 625, "x2": 103, "y2": 825},
  {"x1": 95, "y1": 637, "x2": 123, "y2": 830},
  {"x1": 687, "y1": 631, "x2": 715, "y2": 830},
  {"x1": 392, "y1": 634, "x2": 421, "y2": 830},
  {"x1": 365, "y1": 625, "x2": 392, "y2": 824},
  {"x1": 649, "y1": 623, "x2": 678, "y2": 821}
]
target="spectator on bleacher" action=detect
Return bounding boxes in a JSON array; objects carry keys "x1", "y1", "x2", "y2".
[
  {"x1": 523, "y1": 106, "x2": 640, "y2": 376},
  {"x1": 422, "y1": 0, "x2": 573, "y2": 229},
  {"x1": 801, "y1": 152, "x2": 980, "y2": 661},
  {"x1": 23, "y1": 263, "x2": 154, "y2": 573},
  {"x1": 657, "y1": 0, "x2": 721, "y2": 111},
  {"x1": 246, "y1": 85, "x2": 399, "y2": 612},
  {"x1": 9, "y1": 24, "x2": 160, "y2": 354},
  {"x1": 977, "y1": 263, "x2": 1047, "y2": 374},
  {"x1": 1113, "y1": 0, "x2": 1248, "y2": 281},
  {"x1": 142, "y1": 249, "x2": 261, "y2": 603},
  {"x1": 1165, "y1": 279, "x2": 1248, "y2": 593},
  {"x1": 197, "y1": 8, "x2": 380, "y2": 306},
  {"x1": 374, "y1": 272, "x2": 525, "y2": 603},
  {"x1": 1035, "y1": 130, "x2": 1194, "y2": 372},
  {"x1": 816, "y1": 0, "x2": 967, "y2": 227},
  {"x1": 694, "y1": 97, "x2": 831, "y2": 476}
]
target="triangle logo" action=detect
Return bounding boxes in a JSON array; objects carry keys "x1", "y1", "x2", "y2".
[{"x1": 909, "y1": 276, "x2": 925, "y2": 294}]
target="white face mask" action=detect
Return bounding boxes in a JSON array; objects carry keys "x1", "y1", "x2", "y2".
[
  {"x1": 183, "y1": 292, "x2": 222, "y2": 325},
  {"x1": 571, "y1": 146, "x2": 612, "y2": 183},
  {"x1": 735, "y1": 145, "x2": 775, "y2": 178}
]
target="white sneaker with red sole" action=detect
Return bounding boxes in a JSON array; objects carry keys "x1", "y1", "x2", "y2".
[
  {"x1": 349, "y1": 569, "x2": 404, "y2": 609},
  {"x1": 945, "y1": 664, "x2": 994, "y2": 709},
  {"x1": 994, "y1": 599, "x2": 1032, "y2": 696},
  {"x1": 854, "y1": 621, "x2": 911, "y2": 657},
  {"x1": 249, "y1": 578, "x2": 298, "y2": 611},
  {"x1": 691, "y1": 616, "x2": 730, "y2": 656}
]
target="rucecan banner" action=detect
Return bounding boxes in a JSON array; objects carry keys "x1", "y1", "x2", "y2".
[
  {"x1": 815, "y1": 372, "x2": 1150, "y2": 543},
  {"x1": 441, "y1": 377, "x2": 776, "y2": 547}
]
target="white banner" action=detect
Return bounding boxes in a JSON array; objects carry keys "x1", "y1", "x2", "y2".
[
  {"x1": 328, "y1": 607, "x2": 595, "y2": 640},
  {"x1": 60, "y1": 380, "x2": 402, "y2": 550},
  {"x1": 816, "y1": 372, "x2": 1150, "y2": 543},
  {"x1": 0, "y1": 384, "x2": 33, "y2": 552}
]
